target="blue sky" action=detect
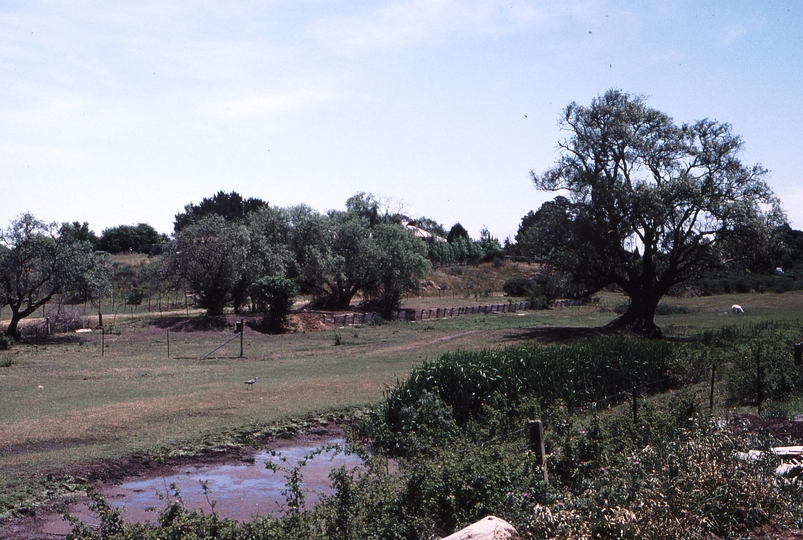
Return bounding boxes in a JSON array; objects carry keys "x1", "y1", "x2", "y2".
[{"x1": 2, "y1": 1, "x2": 801, "y2": 241}]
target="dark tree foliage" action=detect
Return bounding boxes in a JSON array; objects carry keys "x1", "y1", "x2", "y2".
[
  {"x1": 251, "y1": 275, "x2": 299, "y2": 331},
  {"x1": 413, "y1": 217, "x2": 448, "y2": 238},
  {"x1": 775, "y1": 225, "x2": 803, "y2": 272},
  {"x1": 446, "y1": 222, "x2": 469, "y2": 244},
  {"x1": 97, "y1": 223, "x2": 161, "y2": 253},
  {"x1": 173, "y1": 191, "x2": 267, "y2": 233},
  {"x1": 59, "y1": 222, "x2": 99, "y2": 247},
  {"x1": 530, "y1": 89, "x2": 784, "y2": 337}
]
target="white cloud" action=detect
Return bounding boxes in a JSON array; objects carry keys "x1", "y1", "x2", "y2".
[
  {"x1": 307, "y1": 0, "x2": 601, "y2": 53},
  {"x1": 198, "y1": 82, "x2": 337, "y2": 120}
]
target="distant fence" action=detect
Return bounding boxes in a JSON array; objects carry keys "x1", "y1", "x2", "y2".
[{"x1": 318, "y1": 298, "x2": 587, "y2": 326}]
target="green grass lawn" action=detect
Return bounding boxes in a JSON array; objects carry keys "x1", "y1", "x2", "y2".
[{"x1": 1, "y1": 289, "x2": 801, "y2": 513}]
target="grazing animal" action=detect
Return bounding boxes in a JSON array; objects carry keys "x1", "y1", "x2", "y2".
[
  {"x1": 732, "y1": 304, "x2": 744, "y2": 314},
  {"x1": 244, "y1": 377, "x2": 258, "y2": 389}
]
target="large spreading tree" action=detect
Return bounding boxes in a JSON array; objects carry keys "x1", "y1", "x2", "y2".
[
  {"x1": 529, "y1": 89, "x2": 784, "y2": 337},
  {"x1": 0, "y1": 214, "x2": 110, "y2": 340}
]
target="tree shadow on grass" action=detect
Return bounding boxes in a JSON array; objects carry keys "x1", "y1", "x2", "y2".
[
  {"x1": 502, "y1": 326, "x2": 620, "y2": 345},
  {"x1": 150, "y1": 316, "x2": 234, "y2": 332}
]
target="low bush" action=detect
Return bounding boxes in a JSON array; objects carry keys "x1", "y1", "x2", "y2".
[
  {"x1": 503, "y1": 276, "x2": 535, "y2": 297},
  {"x1": 0, "y1": 333, "x2": 12, "y2": 351}
]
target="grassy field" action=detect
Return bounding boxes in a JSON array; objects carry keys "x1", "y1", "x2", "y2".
[{"x1": 1, "y1": 287, "x2": 802, "y2": 515}]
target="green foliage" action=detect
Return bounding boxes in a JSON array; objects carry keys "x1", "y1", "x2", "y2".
[
  {"x1": 156, "y1": 215, "x2": 250, "y2": 316},
  {"x1": 683, "y1": 270, "x2": 803, "y2": 296},
  {"x1": 252, "y1": 275, "x2": 299, "y2": 330},
  {"x1": 503, "y1": 276, "x2": 535, "y2": 297},
  {"x1": 446, "y1": 222, "x2": 469, "y2": 243},
  {"x1": 0, "y1": 330, "x2": 11, "y2": 351},
  {"x1": 97, "y1": 223, "x2": 161, "y2": 254},
  {"x1": 364, "y1": 224, "x2": 430, "y2": 319},
  {"x1": 368, "y1": 337, "x2": 682, "y2": 454},
  {"x1": 288, "y1": 202, "x2": 429, "y2": 312},
  {"x1": 726, "y1": 336, "x2": 802, "y2": 408},
  {"x1": 173, "y1": 190, "x2": 267, "y2": 233}
]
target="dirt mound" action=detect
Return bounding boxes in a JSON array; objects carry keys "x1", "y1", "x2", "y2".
[{"x1": 286, "y1": 312, "x2": 333, "y2": 333}]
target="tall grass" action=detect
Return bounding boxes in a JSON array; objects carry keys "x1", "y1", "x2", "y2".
[{"x1": 376, "y1": 337, "x2": 683, "y2": 447}]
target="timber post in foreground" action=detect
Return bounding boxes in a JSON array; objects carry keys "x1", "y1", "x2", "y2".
[{"x1": 528, "y1": 419, "x2": 548, "y2": 482}]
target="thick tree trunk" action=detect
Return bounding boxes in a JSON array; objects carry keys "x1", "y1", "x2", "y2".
[
  {"x1": 5, "y1": 312, "x2": 23, "y2": 342},
  {"x1": 605, "y1": 294, "x2": 663, "y2": 338}
]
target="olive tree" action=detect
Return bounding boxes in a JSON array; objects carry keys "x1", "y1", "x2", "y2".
[
  {"x1": 366, "y1": 223, "x2": 430, "y2": 318},
  {"x1": 157, "y1": 215, "x2": 250, "y2": 316},
  {"x1": 0, "y1": 214, "x2": 110, "y2": 340},
  {"x1": 530, "y1": 89, "x2": 784, "y2": 337}
]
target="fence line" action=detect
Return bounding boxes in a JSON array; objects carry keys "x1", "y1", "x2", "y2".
[{"x1": 317, "y1": 298, "x2": 589, "y2": 327}]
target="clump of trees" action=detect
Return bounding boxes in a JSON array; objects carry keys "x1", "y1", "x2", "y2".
[
  {"x1": 97, "y1": 223, "x2": 163, "y2": 254},
  {"x1": 150, "y1": 192, "x2": 430, "y2": 322}
]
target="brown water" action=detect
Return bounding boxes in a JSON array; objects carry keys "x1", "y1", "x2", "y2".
[{"x1": 101, "y1": 438, "x2": 360, "y2": 523}]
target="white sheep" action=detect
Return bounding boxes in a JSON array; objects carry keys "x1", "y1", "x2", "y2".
[{"x1": 732, "y1": 304, "x2": 744, "y2": 314}]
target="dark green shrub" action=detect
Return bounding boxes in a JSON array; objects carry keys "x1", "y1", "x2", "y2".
[
  {"x1": 126, "y1": 287, "x2": 144, "y2": 305},
  {"x1": 0, "y1": 333, "x2": 12, "y2": 351},
  {"x1": 503, "y1": 276, "x2": 535, "y2": 297},
  {"x1": 251, "y1": 275, "x2": 300, "y2": 331}
]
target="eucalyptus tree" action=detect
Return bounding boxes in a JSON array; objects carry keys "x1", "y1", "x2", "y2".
[
  {"x1": 0, "y1": 214, "x2": 110, "y2": 340},
  {"x1": 530, "y1": 89, "x2": 784, "y2": 337}
]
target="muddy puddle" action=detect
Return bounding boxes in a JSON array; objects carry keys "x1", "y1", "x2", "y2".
[
  {"x1": 101, "y1": 438, "x2": 360, "y2": 523},
  {"x1": 1, "y1": 436, "x2": 362, "y2": 539}
]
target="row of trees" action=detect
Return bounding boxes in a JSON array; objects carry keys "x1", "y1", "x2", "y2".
[
  {"x1": 156, "y1": 198, "x2": 431, "y2": 321},
  {"x1": 2, "y1": 90, "x2": 799, "y2": 339}
]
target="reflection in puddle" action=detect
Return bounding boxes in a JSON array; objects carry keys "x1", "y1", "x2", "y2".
[{"x1": 102, "y1": 439, "x2": 361, "y2": 523}]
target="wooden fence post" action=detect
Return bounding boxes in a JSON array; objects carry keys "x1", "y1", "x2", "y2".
[{"x1": 528, "y1": 420, "x2": 548, "y2": 482}]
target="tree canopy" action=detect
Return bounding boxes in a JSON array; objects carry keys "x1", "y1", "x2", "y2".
[
  {"x1": 529, "y1": 89, "x2": 784, "y2": 337},
  {"x1": 0, "y1": 214, "x2": 110, "y2": 340},
  {"x1": 173, "y1": 191, "x2": 267, "y2": 233},
  {"x1": 98, "y1": 223, "x2": 162, "y2": 253},
  {"x1": 157, "y1": 215, "x2": 250, "y2": 316}
]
